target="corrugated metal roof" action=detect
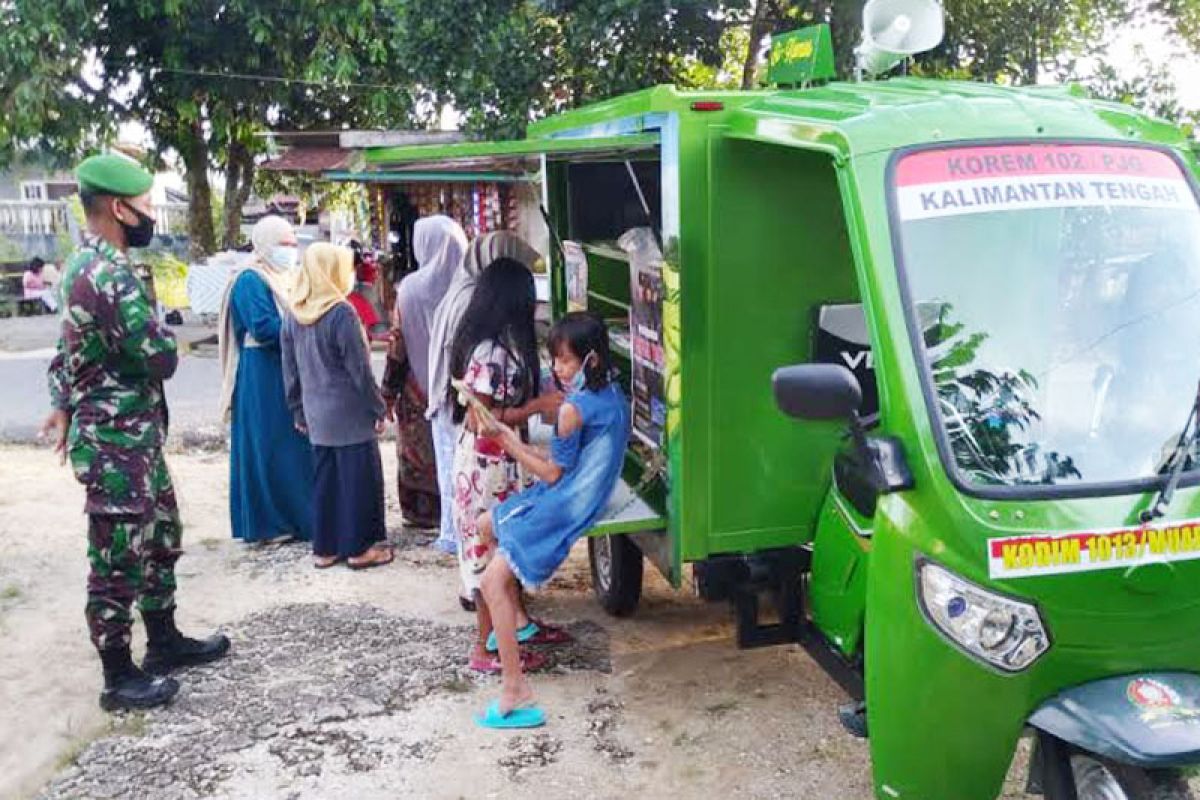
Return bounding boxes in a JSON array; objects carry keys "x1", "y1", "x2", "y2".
[{"x1": 259, "y1": 147, "x2": 354, "y2": 174}]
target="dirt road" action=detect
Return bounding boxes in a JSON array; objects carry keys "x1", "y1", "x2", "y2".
[{"x1": 1, "y1": 445, "x2": 1053, "y2": 800}]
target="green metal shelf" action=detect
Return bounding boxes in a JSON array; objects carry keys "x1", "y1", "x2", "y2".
[{"x1": 581, "y1": 242, "x2": 630, "y2": 263}]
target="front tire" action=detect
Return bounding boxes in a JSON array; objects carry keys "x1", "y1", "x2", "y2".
[
  {"x1": 588, "y1": 534, "x2": 643, "y2": 617},
  {"x1": 1041, "y1": 734, "x2": 1196, "y2": 800}
]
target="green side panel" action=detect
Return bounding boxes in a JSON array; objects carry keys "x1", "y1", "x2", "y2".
[
  {"x1": 809, "y1": 488, "x2": 871, "y2": 658},
  {"x1": 672, "y1": 120, "x2": 712, "y2": 566},
  {"x1": 698, "y1": 138, "x2": 860, "y2": 557}
]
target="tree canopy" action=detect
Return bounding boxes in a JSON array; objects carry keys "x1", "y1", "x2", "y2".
[{"x1": 2, "y1": 0, "x2": 1199, "y2": 258}]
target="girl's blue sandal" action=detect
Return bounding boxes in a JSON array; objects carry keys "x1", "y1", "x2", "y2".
[
  {"x1": 486, "y1": 620, "x2": 572, "y2": 652},
  {"x1": 475, "y1": 700, "x2": 546, "y2": 729},
  {"x1": 486, "y1": 622, "x2": 539, "y2": 653}
]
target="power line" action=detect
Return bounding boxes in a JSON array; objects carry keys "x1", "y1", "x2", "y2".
[{"x1": 102, "y1": 61, "x2": 408, "y2": 92}]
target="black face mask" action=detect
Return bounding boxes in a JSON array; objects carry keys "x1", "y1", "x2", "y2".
[{"x1": 119, "y1": 202, "x2": 156, "y2": 248}]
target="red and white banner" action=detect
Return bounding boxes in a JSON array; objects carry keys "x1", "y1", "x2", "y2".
[
  {"x1": 988, "y1": 518, "x2": 1200, "y2": 580},
  {"x1": 895, "y1": 144, "x2": 1196, "y2": 221}
]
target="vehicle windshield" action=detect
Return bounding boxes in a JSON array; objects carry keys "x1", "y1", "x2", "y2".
[{"x1": 892, "y1": 143, "x2": 1200, "y2": 489}]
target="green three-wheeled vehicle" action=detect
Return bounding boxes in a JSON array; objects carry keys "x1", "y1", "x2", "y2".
[{"x1": 364, "y1": 36, "x2": 1200, "y2": 800}]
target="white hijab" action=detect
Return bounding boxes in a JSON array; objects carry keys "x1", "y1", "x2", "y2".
[
  {"x1": 397, "y1": 216, "x2": 467, "y2": 396},
  {"x1": 425, "y1": 230, "x2": 540, "y2": 419},
  {"x1": 217, "y1": 215, "x2": 297, "y2": 421}
]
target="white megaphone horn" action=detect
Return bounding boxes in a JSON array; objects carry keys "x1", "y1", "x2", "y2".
[{"x1": 854, "y1": 0, "x2": 945, "y2": 77}]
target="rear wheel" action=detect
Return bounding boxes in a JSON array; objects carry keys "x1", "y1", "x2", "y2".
[{"x1": 588, "y1": 534, "x2": 643, "y2": 617}]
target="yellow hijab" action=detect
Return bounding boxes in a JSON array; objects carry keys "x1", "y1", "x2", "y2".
[{"x1": 291, "y1": 242, "x2": 355, "y2": 325}]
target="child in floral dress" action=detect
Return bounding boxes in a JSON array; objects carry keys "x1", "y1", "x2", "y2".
[{"x1": 448, "y1": 258, "x2": 565, "y2": 672}]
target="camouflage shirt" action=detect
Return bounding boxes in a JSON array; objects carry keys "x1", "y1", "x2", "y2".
[{"x1": 48, "y1": 235, "x2": 177, "y2": 514}]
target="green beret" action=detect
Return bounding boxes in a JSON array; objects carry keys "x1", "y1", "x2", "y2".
[{"x1": 76, "y1": 153, "x2": 154, "y2": 197}]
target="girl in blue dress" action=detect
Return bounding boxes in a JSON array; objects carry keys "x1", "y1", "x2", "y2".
[{"x1": 470, "y1": 312, "x2": 630, "y2": 728}]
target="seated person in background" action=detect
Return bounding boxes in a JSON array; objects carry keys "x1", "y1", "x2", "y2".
[{"x1": 23, "y1": 257, "x2": 58, "y2": 312}]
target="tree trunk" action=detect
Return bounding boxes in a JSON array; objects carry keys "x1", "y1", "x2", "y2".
[
  {"x1": 181, "y1": 123, "x2": 216, "y2": 260},
  {"x1": 1022, "y1": 23, "x2": 1040, "y2": 84},
  {"x1": 741, "y1": 0, "x2": 771, "y2": 89},
  {"x1": 221, "y1": 140, "x2": 254, "y2": 249},
  {"x1": 830, "y1": 0, "x2": 865, "y2": 79}
]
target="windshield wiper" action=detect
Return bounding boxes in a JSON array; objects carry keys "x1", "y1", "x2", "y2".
[{"x1": 1140, "y1": 378, "x2": 1200, "y2": 524}]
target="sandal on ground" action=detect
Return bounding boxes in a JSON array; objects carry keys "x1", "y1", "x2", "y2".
[
  {"x1": 486, "y1": 619, "x2": 573, "y2": 652},
  {"x1": 525, "y1": 619, "x2": 573, "y2": 646},
  {"x1": 475, "y1": 700, "x2": 546, "y2": 729},
  {"x1": 313, "y1": 555, "x2": 339, "y2": 569},
  {"x1": 347, "y1": 546, "x2": 395, "y2": 571},
  {"x1": 468, "y1": 649, "x2": 550, "y2": 674}
]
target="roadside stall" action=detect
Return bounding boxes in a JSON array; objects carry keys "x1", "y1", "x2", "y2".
[
  {"x1": 324, "y1": 147, "x2": 551, "y2": 299},
  {"x1": 358, "y1": 11, "x2": 1200, "y2": 800},
  {"x1": 260, "y1": 130, "x2": 552, "y2": 310}
]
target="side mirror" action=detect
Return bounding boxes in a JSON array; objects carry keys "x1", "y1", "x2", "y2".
[{"x1": 772, "y1": 364, "x2": 863, "y2": 420}]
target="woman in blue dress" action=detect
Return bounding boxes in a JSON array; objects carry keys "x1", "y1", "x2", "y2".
[
  {"x1": 218, "y1": 215, "x2": 314, "y2": 544},
  {"x1": 468, "y1": 312, "x2": 630, "y2": 728}
]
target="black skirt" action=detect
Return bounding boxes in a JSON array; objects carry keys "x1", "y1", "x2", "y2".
[{"x1": 312, "y1": 440, "x2": 386, "y2": 558}]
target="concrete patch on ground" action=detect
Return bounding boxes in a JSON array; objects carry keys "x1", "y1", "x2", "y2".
[{"x1": 36, "y1": 602, "x2": 612, "y2": 800}]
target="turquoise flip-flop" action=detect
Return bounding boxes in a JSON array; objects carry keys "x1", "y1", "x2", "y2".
[
  {"x1": 475, "y1": 700, "x2": 546, "y2": 729},
  {"x1": 486, "y1": 622, "x2": 539, "y2": 653}
]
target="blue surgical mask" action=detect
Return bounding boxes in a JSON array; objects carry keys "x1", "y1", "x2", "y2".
[
  {"x1": 269, "y1": 245, "x2": 299, "y2": 271},
  {"x1": 564, "y1": 351, "x2": 596, "y2": 394}
]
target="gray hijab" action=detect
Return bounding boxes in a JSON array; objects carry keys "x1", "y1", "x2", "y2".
[
  {"x1": 397, "y1": 216, "x2": 466, "y2": 396},
  {"x1": 425, "y1": 230, "x2": 540, "y2": 419}
]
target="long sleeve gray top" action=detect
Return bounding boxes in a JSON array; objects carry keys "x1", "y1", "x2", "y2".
[{"x1": 281, "y1": 303, "x2": 385, "y2": 447}]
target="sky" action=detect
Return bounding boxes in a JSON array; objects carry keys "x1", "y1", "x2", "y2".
[
  {"x1": 107, "y1": 9, "x2": 1200, "y2": 193},
  {"x1": 1104, "y1": 15, "x2": 1200, "y2": 110}
]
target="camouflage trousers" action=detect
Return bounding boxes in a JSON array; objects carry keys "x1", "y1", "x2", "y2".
[{"x1": 85, "y1": 451, "x2": 181, "y2": 651}]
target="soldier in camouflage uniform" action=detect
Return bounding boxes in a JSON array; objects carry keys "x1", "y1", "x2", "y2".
[{"x1": 41, "y1": 153, "x2": 230, "y2": 712}]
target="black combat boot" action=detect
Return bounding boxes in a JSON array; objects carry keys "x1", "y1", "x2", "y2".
[
  {"x1": 99, "y1": 647, "x2": 179, "y2": 711},
  {"x1": 141, "y1": 608, "x2": 231, "y2": 675}
]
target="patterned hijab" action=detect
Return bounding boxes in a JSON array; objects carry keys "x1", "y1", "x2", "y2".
[{"x1": 425, "y1": 231, "x2": 540, "y2": 419}]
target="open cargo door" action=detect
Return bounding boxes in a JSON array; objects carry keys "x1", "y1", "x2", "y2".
[{"x1": 364, "y1": 132, "x2": 670, "y2": 571}]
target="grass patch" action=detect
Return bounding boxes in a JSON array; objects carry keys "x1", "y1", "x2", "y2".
[
  {"x1": 54, "y1": 737, "x2": 91, "y2": 771},
  {"x1": 109, "y1": 712, "x2": 148, "y2": 738},
  {"x1": 199, "y1": 537, "x2": 223, "y2": 552},
  {"x1": 0, "y1": 584, "x2": 20, "y2": 601}
]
